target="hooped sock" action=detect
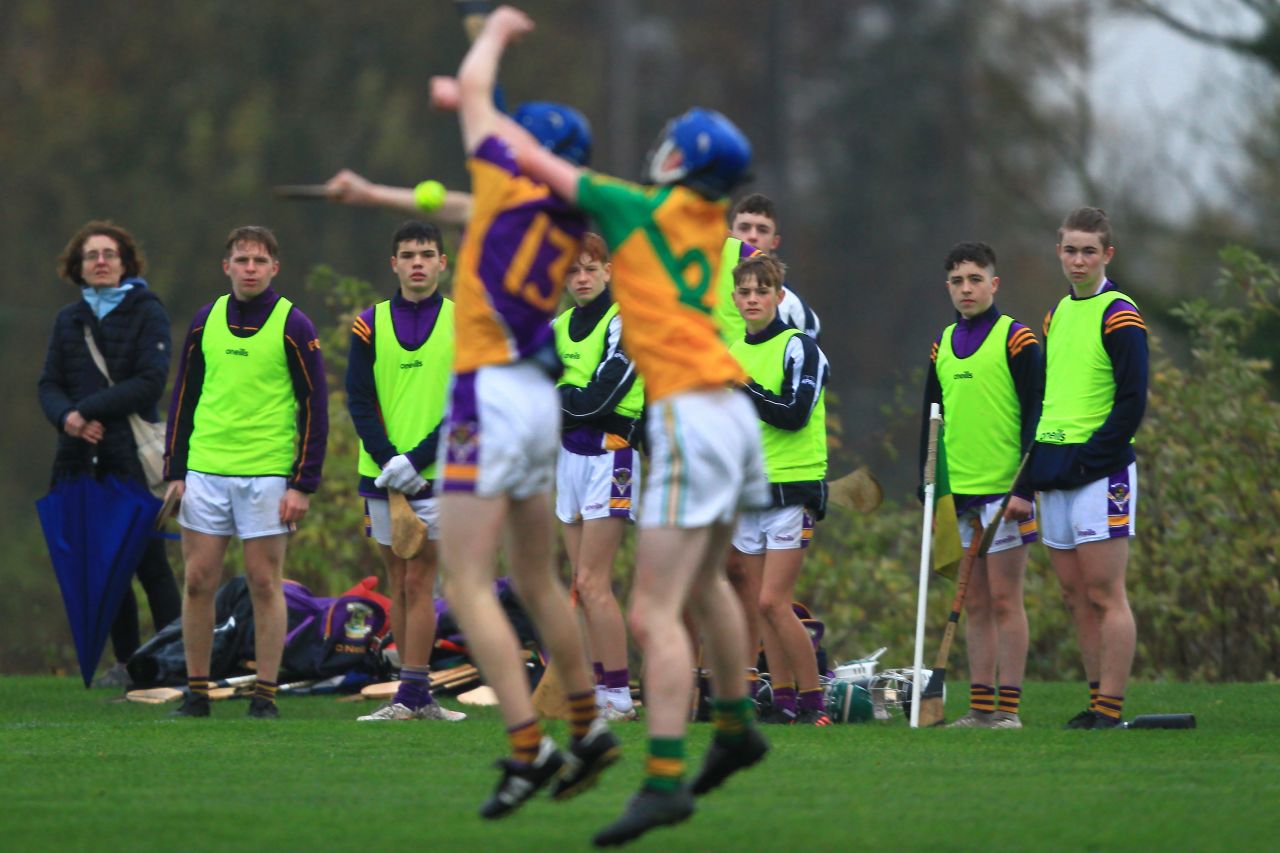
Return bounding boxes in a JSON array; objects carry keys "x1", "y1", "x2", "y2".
[
  {"x1": 970, "y1": 683, "x2": 996, "y2": 714},
  {"x1": 395, "y1": 665, "x2": 433, "y2": 709},
  {"x1": 712, "y1": 696, "x2": 755, "y2": 744},
  {"x1": 567, "y1": 689, "x2": 598, "y2": 740},
  {"x1": 1096, "y1": 693, "x2": 1124, "y2": 720},
  {"x1": 253, "y1": 679, "x2": 278, "y2": 705},
  {"x1": 1089, "y1": 681, "x2": 1101, "y2": 712},
  {"x1": 997, "y1": 685, "x2": 1022, "y2": 715},
  {"x1": 507, "y1": 718, "x2": 543, "y2": 765},
  {"x1": 645, "y1": 737, "x2": 686, "y2": 793},
  {"x1": 188, "y1": 676, "x2": 210, "y2": 699}
]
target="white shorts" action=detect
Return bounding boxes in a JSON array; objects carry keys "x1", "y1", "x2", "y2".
[
  {"x1": 640, "y1": 389, "x2": 769, "y2": 529},
  {"x1": 439, "y1": 363, "x2": 559, "y2": 500},
  {"x1": 555, "y1": 447, "x2": 640, "y2": 524},
  {"x1": 957, "y1": 500, "x2": 1038, "y2": 555},
  {"x1": 365, "y1": 496, "x2": 441, "y2": 546},
  {"x1": 1039, "y1": 463, "x2": 1138, "y2": 549},
  {"x1": 179, "y1": 472, "x2": 291, "y2": 539},
  {"x1": 732, "y1": 505, "x2": 813, "y2": 555}
]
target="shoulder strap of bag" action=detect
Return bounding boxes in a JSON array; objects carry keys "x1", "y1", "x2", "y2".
[{"x1": 82, "y1": 326, "x2": 114, "y2": 386}]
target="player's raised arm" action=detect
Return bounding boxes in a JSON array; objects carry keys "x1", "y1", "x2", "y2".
[{"x1": 454, "y1": 5, "x2": 532, "y2": 155}]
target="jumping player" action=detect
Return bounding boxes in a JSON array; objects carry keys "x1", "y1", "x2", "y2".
[
  {"x1": 728, "y1": 253, "x2": 831, "y2": 727},
  {"x1": 1029, "y1": 208, "x2": 1147, "y2": 729},
  {"x1": 920, "y1": 241, "x2": 1041, "y2": 729},
  {"x1": 164, "y1": 226, "x2": 328, "y2": 719},
  {"x1": 474, "y1": 9, "x2": 770, "y2": 843},
  {"x1": 429, "y1": 9, "x2": 618, "y2": 819},
  {"x1": 553, "y1": 232, "x2": 644, "y2": 722},
  {"x1": 346, "y1": 221, "x2": 465, "y2": 723}
]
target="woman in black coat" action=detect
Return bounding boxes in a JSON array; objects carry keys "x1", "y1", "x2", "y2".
[{"x1": 38, "y1": 221, "x2": 181, "y2": 687}]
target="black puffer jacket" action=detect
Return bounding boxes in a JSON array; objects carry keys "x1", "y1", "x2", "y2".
[{"x1": 37, "y1": 282, "x2": 172, "y2": 484}]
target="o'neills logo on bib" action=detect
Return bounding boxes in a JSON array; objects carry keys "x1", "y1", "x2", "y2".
[
  {"x1": 953, "y1": 370, "x2": 973, "y2": 380},
  {"x1": 224, "y1": 348, "x2": 249, "y2": 357},
  {"x1": 399, "y1": 359, "x2": 423, "y2": 369},
  {"x1": 1038, "y1": 428, "x2": 1066, "y2": 444}
]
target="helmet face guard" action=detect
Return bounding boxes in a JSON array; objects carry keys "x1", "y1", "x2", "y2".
[
  {"x1": 513, "y1": 102, "x2": 592, "y2": 166},
  {"x1": 643, "y1": 107, "x2": 751, "y2": 197}
]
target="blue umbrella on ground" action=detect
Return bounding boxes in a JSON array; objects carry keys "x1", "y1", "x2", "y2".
[{"x1": 36, "y1": 474, "x2": 163, "y2": 687}]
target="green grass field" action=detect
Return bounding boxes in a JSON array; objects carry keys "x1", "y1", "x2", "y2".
[{"x1": 2, "y1": 678, "x2": 1276, "y2": 851}]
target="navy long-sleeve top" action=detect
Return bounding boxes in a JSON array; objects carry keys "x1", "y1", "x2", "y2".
[
  {"x1": 165, "y1": 287, "x2": 328, "y2": 493},
  {"x1": 346, "y1": 290, "x2": 447, "y2": 499}
]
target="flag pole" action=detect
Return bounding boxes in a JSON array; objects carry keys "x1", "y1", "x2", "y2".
[{"x1": 911, "y1": 403, "x2": 942, "y2": 728}]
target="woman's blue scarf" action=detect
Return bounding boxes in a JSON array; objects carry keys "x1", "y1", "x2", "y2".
[{"x1": 82, "y1": 277, "x2": 145, "y2": 319}]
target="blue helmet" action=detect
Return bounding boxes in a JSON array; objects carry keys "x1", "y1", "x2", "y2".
[
  {"x1": 512, "y1": 102, "x2": 592, "y2": 166},
  {"x1": 645, "y1": 108, "x2": 751, "y2": 198}
]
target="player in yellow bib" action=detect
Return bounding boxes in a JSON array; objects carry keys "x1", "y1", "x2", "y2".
[
  {"x1": 346, "y1": 221, "x2": 465, "y2": 723},
  {"x1": 498, "y1": 8, "x2": 770, "y2": 841},
  {"x1": 1028, "y1": 208, "x2": 1148, "y2": 729},
  {"x1": 920, "y1": 242, "x2": 1042, "y2": 728}
]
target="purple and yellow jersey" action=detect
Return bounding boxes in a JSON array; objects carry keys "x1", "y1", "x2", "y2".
[
  {"x1": 453, "y1": 136, "x2": 587, "y2": 374},
  {"x1": 575, "y1": 173, "x2": 746, "y2": 401}
]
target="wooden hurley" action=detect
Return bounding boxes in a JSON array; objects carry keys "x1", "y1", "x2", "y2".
[
  {"x1": 826, "y1": 466, "x2": 884, "y2": 514},
  {"x1": 389, "y1": 491, "x2": 428, "y2": 560},
  {"x1": 272, "y1": 184, "x2": 334, "y2": 200}
]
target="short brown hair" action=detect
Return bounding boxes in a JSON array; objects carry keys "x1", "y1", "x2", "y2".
[
  {"x1": 225, "y1": 225, "x2": 279, "y2": 258},
  {"x1": 579, "y1": 232, "x2": 610, "y2": 263},
  {"x1": 1058, "y1": 207, "x2": 1113, "y2": 248},
  {"x1": 729, "y1": 192, "x2": 778, "y2": 229},
  {"x1": 732, "y1": 253, "x2": 786, "y2": 292},
  {"x1": 58, "y1": 220, "x2": 146, "y2": 285}
]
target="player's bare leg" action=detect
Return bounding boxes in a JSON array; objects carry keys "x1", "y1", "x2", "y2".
[
  {"x1": 567, "y1": 515, "x2": 632, "y2": 717},
  {"x1": 1078, "y1": 538, "x2": 1134, "y2": 722},
  {"x1": 439, "y1": 493, "x2": 534, "y2": 724},
  {"x1": 987, "y1": 547, "x2": 1030, "y2": 686},
  {"x1": 726, "y1": 547, "x2": 764, "y2": 701},
  {"x1": 179, "y1": 531, "x2": 230, "y2": 681},
  {"x1": 243, "y1": 534, "x2": 288, "y2": 715},
  {"x1": 757, "y1": 547, "x2": 825, "y2": 723}
]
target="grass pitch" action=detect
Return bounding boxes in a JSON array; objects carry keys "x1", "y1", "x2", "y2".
[{"x1": 1, "y1": 678, "x2": 1276, "y2": 851}]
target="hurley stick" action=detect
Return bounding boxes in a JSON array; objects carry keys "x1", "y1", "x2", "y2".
[
  {"x1": 917, "y1": 450, "x2": 1032, "y2": 727},
  {"x1": 389, "y1": 491, "x2": 428, "y2": 560}
]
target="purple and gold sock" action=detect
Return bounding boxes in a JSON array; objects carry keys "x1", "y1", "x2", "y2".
[
  {"x1": 773, "y1": 683, "x2": 797, "y2": 717},
  {"x1": 1096, "y1": 693, "x2": 1124, "y2": 720},
  {"x1": 394, "y1": 665, "x2": 433, "y2": 709},
  {"x1": 188, "y1": 676, "x2": 210, "y2": 700},
  {"x1": 567, "y1": 689, "x2": 597, "y2": 740},
  {"x1": 970, "y1": 683, "x2": 996, "y2": 714},
  {"x1": 253, "y1": 679, "x2": 278, "y2": 705},
  {"x1": 1089, "y1": 681, "x2": 1101, "y2": 712},
  {"x1": 508, "y1": 718, "x2": 543, "y2": 764},
  {"x1": 997, "y1": 685, "x2": 1021, "y2": 715},
  {"x1": 645, "y1": 737, "x2": 686, "y2": 793}
]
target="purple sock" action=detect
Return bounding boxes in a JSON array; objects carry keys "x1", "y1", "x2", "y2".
[
  {"x1": 593, "y1": 662, "x2": 605, "y2": 686},
  {"x1": 773, "y1": 685, "x2": 797, "y2": 716},
  {"x1": 394, "y1": 666, "x2": 434, "y2": 709},
  {"x1": 799, "y1": 687, "x2": 824, "y2": 711},
  {"x1": 603, "y1": 668, "x2": 629, "y2": 690}
]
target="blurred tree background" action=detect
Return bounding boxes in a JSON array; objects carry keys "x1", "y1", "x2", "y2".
[{"x1": 2, "y1": 1, "x2": 1276, "y2": 677}]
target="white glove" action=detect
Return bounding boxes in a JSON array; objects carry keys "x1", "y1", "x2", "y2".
[{"x1": 374, "y1": 454, "x2": 427, "y2": 494}]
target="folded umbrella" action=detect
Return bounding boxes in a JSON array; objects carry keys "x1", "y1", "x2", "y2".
[{"x1": 36, "y1": 475, "x2": 162, "y2": 687}]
